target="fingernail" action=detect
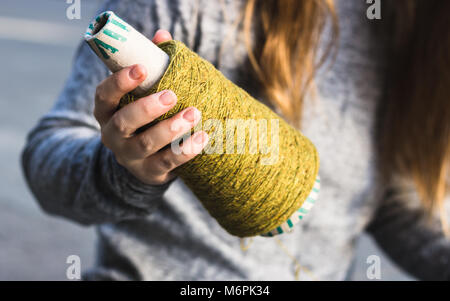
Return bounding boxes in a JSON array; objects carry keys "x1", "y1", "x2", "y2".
[
  {"x1": 183, "y1": 108, "x2": 199, "y2": 123},
  {"x1": 159, "y1": 90, "x2": 176, "y2": 106},
  {"x1": 194, "y1": 132, "x2": 206, "y2": 144},
  {"x1": 130, "y1": 65, "x2": 144, "y2": 80}
]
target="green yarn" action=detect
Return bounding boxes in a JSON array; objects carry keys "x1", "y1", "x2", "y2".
[{"x1": 120, "y1": 40, "x2": 320, "y2": 237}]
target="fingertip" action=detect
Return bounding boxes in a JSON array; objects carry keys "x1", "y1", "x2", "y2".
[
  {"x1": 181, "y1": 131, "x2": 208, "y2": 156},
  {"x1": 129, "y1": 64, "x2": 147, "y2": 81},
  {"x1": 193, "y1": 131, "x2": 209, "y2": 145},
  {"x1": 158, "y1": 89, "x2": 177, "y2": 106},
  {"x1": 152, "y1": 29, "x2": 173, "y2": 44}
]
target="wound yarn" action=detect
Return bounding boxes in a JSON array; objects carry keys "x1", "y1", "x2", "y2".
[{"x1": 119, "y1": 40, "x2": 320, "y2": 237}]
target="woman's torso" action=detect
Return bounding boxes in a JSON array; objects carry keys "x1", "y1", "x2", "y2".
[{"x1": 86, "y1": 0, "x2": 386, "y2": 281}]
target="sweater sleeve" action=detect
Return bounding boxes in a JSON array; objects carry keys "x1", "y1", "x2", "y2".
[
  {"x1": 366, "y1": 176, "x2": 450, "y2": 280},
  {"x1": 21, "y1": 0, "x2": 176, "y2": 226}
]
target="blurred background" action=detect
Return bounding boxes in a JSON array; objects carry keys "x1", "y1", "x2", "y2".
[{"x1": 0, "y1": 0, "x2": 413, "y2": 280}]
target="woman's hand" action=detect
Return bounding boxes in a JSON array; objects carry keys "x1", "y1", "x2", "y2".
[{"x1": 94, "y1": 30, "x2": 209, "y2": 185}]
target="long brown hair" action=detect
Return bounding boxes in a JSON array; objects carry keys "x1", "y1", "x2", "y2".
[{"x1": 242, "y1": 0, "x2": 450, "y2": 229}]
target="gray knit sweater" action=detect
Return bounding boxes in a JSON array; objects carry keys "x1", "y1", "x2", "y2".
[{"x1": 22, "y1": 0, "x2": 450, "y2": 280}]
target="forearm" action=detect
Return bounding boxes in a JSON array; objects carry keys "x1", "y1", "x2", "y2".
[{"x1": 22, "y1": 117, "x2": 172, "y2": 225}]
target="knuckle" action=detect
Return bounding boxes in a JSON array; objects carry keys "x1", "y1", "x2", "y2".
[
  {"x1": 169, "y1": 117, "x2": 186, "y2": 134},
  {"x1": 95, "y1": 85, "x2": 107, "y2": 103},
  {"x1": 156, "y1": 173, "x2": 172, "y2": 184},
  {"x1": 113, "y1": 73, "x2": 129, "y2": 93},
  {"x1": 145, "y1": 174, "x2": 166, "y2": 186},
  {"x1": 137, "y1": 134, "x2": 154, "y2": 154},
  {"x1": 140, "y1": 99, "x2": 155, "y2": 118},
  {"x1": 110, "y1": 114, "x2": 129, "y2": 136},
  {"x1": 159, "y1": 154, "x2": 175, "y2": 171}
]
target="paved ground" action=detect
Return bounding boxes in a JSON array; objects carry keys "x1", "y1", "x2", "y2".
[{"x1": 0, "y1": 0, "x2": 412, "y2": 281}]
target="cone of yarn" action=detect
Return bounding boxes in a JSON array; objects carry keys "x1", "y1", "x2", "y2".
[{"x1": 85, "y1": 11, "x2": 320, "y2": 237}]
